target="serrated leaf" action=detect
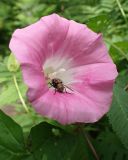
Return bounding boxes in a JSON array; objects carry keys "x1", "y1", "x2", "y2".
[
  {"x1": 108, "y1": 84, "x2": 128, "y2": 149},
  {"x1": 0, "y1": 110, "x2": 27, "y2": 159},
  {"x1": 28, "y1": 122, "x2": 94, "y2": 160},
  {"x1": 94, "y1": 130, "x2": 128, "y2": 160}
]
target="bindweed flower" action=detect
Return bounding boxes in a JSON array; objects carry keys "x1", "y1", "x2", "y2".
[{"x1": 9, "y1": 14, "x2": 118, "y2": 124}]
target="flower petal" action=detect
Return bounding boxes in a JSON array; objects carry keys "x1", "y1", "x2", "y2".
[
  {"x1": 9, "y1": 14, "x2": 69, "y2": 66},
  {"x1": 67, "y1": 63, "x2": 118, "y2": 84},
  {"x1": 57, "y1": 22, "x2": 111, "y2": 67},
  {"x1": 31, "y1": 63, "x2": 118, "y2": 124},
  {"x1": 31, "y1": 89, "x2": 107, "y2": 124},
  {"x1": 21, "y1": 64, "x2": 48, "y2": 101}
]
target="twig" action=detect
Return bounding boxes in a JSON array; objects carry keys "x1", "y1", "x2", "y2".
[
  {"x1": 79, "y1": 125, "x2": 100, "y2": 160},
  {"x1": 124, "y1": 84, "x2": 128, "y2": 91}
]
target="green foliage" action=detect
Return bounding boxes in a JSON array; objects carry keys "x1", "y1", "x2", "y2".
[
  {"x1": 0, "y1": 56, "x2": 27, "y2": 108},
  {"x1": 0, "y1": 78, "x2": 27, "y2": 108},
  {"x1": 108, "y1": 83, "x2": 128, "y2": 149},
  {"x1": 14, "y1": 0, "x2": 56, "y2": 26},
  {"x1": 86, "y1": 14, "x2": 110, "y2": 33},
  {"x1": 108, "y1": 71, "x2": 128, "y2": 151},
  {"x1": 0, "y1": 111, "x2": 94, "y2": 160},
  {"x1": 109, "y1": 41, "x2": 128, "y2": 64},
  {"x1": 0, "y1": 110, "x2": 27, "y2": 159},
  {"x1": 13, "y1": 110, "x2": 43, "y2": 134},
  {"x1": 116, "y1": 70, "x2": 128, "y2": 88},
  {"x1": 94, "y1": 130, "x2": 128, "y2": 160},
  {"x1": 26, "y1": 122, "x2": 94, "y2": 160}
]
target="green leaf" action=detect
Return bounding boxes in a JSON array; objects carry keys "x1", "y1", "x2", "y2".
[
  {"x1": 116, "y1": 70, "x2": 128, "y2": 89},
  {"x1": 86, "y1": 14, "x2": 110, "y2": 33},
  {"x1": 28, "y1": 122, "x2": 94, "y2": 160},
  {"x1": 108, "y1": 84, "x2": 128, "y2": 149},
  {"x1": 24, "y1": 155, "x2": 34, "y2": 160},
  {"x1": 13, "y1": 111, "x2": 43, "y2": 134},
  {"x1": 109, "y1": 41, "x2": 128, "y2": 63},
  {"x1": 94, "y1": 130, "x2": 128, "y2": 160},
  {"x1": 0, "y1": 110, "x2": 27, "y2": 159}
]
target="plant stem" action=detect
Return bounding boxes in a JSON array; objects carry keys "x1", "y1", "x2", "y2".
[
  {"x1": 116, "y1": 0, "x2": 128, "y2": 25},
  {"x1": 79, "y1": 125, "x2": 100, "y2": 160},
  {"x1": 13, "y1": 74, "x2": 29, "y2": 113}
]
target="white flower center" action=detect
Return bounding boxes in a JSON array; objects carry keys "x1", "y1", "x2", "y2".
[{"x1": 43, "y1": 55, "x2": 73, "y2": 85}]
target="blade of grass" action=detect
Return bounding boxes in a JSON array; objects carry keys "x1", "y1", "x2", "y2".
[{"x1": 116, "y1": 0, "x2": 128, "y2": 25}]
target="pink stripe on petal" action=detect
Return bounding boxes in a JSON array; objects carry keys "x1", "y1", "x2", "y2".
[
  {"x1": 40, "y1": 14, "x2": 70, "y2": 58},
  {"x1": 32, "y1": 89, "x2": 109, "y2": 124}
]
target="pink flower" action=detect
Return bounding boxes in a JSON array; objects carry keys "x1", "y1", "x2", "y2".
[{"x1": 9, "y1": 14, "x2": 118, "y2": 124}]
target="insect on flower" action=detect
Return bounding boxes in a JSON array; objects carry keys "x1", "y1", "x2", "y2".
[
  {"x1": 9, "y1": 13, "x2": 118, "y2": 124},
  {"x1": 49, "y1": 78, "x2": 73, "y2": 94}
]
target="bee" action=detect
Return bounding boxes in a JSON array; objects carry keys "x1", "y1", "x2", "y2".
[{"x1": 49, "y1": 78, "x2": 73, "y2": 94}]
